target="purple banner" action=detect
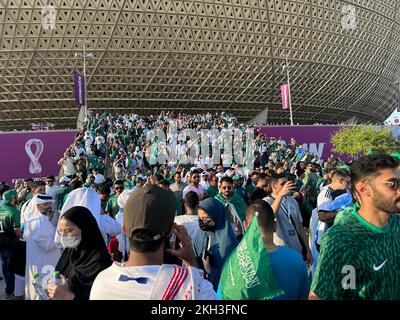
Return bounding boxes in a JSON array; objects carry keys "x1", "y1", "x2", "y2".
[
  {"x1": 74, "y1": 73, "x2": 85, "y2": 106},
  {"x1": 0, "y1": 130, "x2": 78, "y2": 186},
  {"x1": 257, "y1": 125, "x2": 344, "y2": 160}
]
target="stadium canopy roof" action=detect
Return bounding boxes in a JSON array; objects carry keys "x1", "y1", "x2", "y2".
[{"x1": 1, "y1": 0, "x2": 400, "y2": 130}]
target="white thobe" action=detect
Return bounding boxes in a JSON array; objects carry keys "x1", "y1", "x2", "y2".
[{"x1": 24, "y1": 214, "x2": 61, "y2": 300}]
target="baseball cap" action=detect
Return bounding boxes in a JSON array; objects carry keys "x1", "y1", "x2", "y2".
[
  {"x1": 338, "y1": 165, "x2": 351, "y2": 172},
  {"x1": 59, "y1": 176, "x2": 71, "y2": 183},
  {"x1": 232, "y1": 175, "x2": 240, "y2": 181},
  {"x1": 391, "y1": 152, "x2": 400, "y2": 160},
  {"x1": 123, "y1": 184, "x2": 176, "y2": 242}
]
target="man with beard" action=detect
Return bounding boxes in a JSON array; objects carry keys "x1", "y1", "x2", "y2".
[
  {"x1": 23, "y1": 194, "x2": 60, "y2": 300},
  {"x1": 105, "y1": 180, "x2": 124, "y2": 218},
  {"x1": 215, "y1": 177, "x2": 247, "y2": 241},
  {"x1": 20, "y1": 181, "x2": 46, "y2": 224},
  {"x1": 45, "y1": 176, "x2": 58, "y2": 226},
  {"x1": 170, "y1": 172, "x2": 187, "y2": 216},
  {"x1": 182, "y1": 170, "x2": 207, "y2": 201},
  {"x1": 310, "y1": 154, "x2": 400, "y2": 300}
]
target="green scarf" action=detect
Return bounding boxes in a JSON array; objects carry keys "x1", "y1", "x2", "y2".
[
  {"x1": 215, "y1": 190, "x2": 247, "y2": 222},
  {"x1": 219, "y1": 217, "x2": 284, "y2": 300}
]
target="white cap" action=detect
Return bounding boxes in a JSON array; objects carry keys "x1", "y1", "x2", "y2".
[{"x1": 59, "y1": 176, "x2": 71, "y2": 183}]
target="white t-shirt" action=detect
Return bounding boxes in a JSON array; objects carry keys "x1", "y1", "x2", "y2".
[
  {"x1": 94, "y1": 173, "x2": 105, "y2": 184},
  {"x1": 62, "y1": 157, "x2": 76, "y2": 176},
  {"x1": 174, "y1": 215, "x2": 200, "y2": 242},
  {"x1": 90, "y1": 263, "x2": 217, "y2": 300},
  {"x1": 315, "y1": 185, "x2": 334, "y2": 246},
  {"x1": 182, "y1": 184, "x2": 204, "y2": 200}
]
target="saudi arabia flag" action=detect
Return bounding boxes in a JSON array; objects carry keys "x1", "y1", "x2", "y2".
[{"x1": 219, "y1": 215, "x2": 284, "y2": 300}]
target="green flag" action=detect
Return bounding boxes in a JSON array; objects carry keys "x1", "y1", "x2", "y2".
[{"x1": 219, "y1": 215, "x2": 284, "y2": 300}]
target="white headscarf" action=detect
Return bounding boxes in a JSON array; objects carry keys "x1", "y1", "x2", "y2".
[
  {"x1": 60, "y1": 187, "x2": 101, "y2": 222},
  {"x1": 21, "y1": 194, "x2": 55, "y2": 224},
  {"x1": 57, "y1": 187, "x2": 121, "y2": 246},
  {"x1": 56, "y1": 188, "x2": 102, "y2": 246},
  {"x1": 117, "y1": 189, "x2": 136, "y2": 219},
  {"x1": 115, "y1": 189, "x2": 135, "y2": 261}
]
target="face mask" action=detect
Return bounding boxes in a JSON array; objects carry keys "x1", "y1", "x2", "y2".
[
  {"x1": 199, "y1": 218, "x2": 215, "y2": 232},
  {"x1": 61, "y1": 235, "x2": 81, "y2": 249}
]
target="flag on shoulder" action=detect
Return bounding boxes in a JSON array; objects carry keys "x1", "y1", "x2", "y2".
[{"x1": 219, "y1": 214, "x2": 284, "y2": 300}]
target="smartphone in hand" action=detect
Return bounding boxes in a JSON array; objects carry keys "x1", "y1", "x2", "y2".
[{"x1": 169, "y1": 233, "x2": 176, "y2": 249}]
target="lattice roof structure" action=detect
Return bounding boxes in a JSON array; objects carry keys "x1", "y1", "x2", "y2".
[{"x1": 1, "y1": 0, "x2": 400, "y2": 130}]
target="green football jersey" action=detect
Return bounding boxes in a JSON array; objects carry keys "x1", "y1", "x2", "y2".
[
  {"x1": 311, "y1": 206, "x2": 400, "y2": 300},
  {"x1": 105, "y1": 194, "x2": 119, "y2": 218}
]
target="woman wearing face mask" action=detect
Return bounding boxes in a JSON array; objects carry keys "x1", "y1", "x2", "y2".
[
  {"x1": 48, "y1": 206, "x2": 112, "y2": 300},
  {"x1": 193, "y1": 198, "x2": 238, "y2": 291}
]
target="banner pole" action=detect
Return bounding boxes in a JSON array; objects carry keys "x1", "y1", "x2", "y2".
[
  {"x1": 285, "y1": 56, "x2": 294, "y2": 126},
  {"x1": 83, "y1": 41, "x2": 88, "y2": 120}
]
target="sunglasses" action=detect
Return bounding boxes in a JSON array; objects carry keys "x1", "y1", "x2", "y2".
[
  {"x1": 373, "y1": 179, "x2": 400, "y2": 191},
  {"x1": 46, "y1": 180, "x2": 54, "y2": 183},
  {"x1": 222, "y1": 186, "x2": 232, "y2": 190},
  {"x1": 115, "y1": 187, "x2": 124, "y2": 191}
]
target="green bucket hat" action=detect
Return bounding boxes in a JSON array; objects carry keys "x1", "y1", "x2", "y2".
[{"x1": 3, "y1": 189, "x2": 17, "y2": 205}]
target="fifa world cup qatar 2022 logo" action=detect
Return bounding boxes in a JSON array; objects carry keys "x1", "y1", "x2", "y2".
[{"x1": 25, "y1": 139, "x2": 44, "y2": 174}]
